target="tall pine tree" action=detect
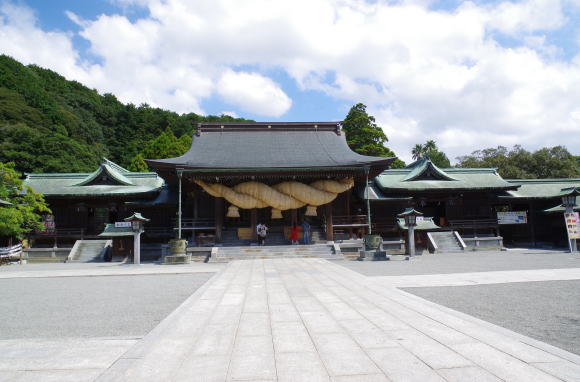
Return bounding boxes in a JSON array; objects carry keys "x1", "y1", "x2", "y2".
[{"x1": 342, "y1": 103, "x2": 405, "y2": 168}]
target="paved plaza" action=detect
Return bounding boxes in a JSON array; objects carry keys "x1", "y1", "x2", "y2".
[
  {"x1": 405, "y1": 280, "x2": 580, "y2": 356},
  {"x1": 0, "y1": 253, "x2": 579, "y2": 381}
]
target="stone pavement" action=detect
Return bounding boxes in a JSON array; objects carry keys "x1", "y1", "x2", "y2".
[
  {"x1": 372, "y1": 267, "x2": 580, "y2": 287},
  {"x1": 0, "y1": 338, "x2": 138, "y2": 382},
  {"x1": 95, "y1": 259, "x2": 580, "y2": 382},
  {"x1": 0, "y1": 263, "x2": 225, "y2": 279}
]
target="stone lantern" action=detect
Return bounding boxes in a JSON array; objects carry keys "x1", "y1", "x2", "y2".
[
  {"x1": 124, "y1": 212, "x2": 149, "y2": 265},
  {"x1": 398, "y1": 208, "x2": 423, "y2": 257}
]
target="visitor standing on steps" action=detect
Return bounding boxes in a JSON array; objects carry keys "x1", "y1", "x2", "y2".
[
  {"x1": 302, "y1": 220, "x2": 311, "y2": 244},
  {"x1": 257, "y1": 222, "x2": 268, "y2": 245},
  {"x1": 290, "y1": 223, "x2": 299, "y2": 245}
]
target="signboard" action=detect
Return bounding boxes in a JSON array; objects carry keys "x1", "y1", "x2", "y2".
[
  {"x1": 42, "y1": 214, "x2": 56, "y2": 234},
  {"x1": 564, "y1": 212, "x2": 580, "y2": 239},
  {"x1": 115, "y1": 222, "x2": 131, "y2": 228},
  {"x1": 497, "y1": 211, "x2": 527, "y2": 225}
]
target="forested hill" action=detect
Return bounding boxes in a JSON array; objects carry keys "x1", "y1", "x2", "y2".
[{"x1": 0, "y1": 55, "x2": 249, "y2": 174}]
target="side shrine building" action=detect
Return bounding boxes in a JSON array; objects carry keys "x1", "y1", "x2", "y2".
[{"x1": 23, "y1": 121, "x2": 580, "y2": 254}]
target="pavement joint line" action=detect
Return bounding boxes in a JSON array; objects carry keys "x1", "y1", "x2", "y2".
[
  {"x1": 0, "y1": 265, "x2": 224, "y2": 278},
  {"x1": 370, "y1": 267, "x2": 580, "y2": 288}
]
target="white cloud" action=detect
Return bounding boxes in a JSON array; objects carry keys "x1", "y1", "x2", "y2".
[
  {"x1": 486, "y1": 0, "x2": 565, "y2": 35},
  {"x1": 1, "y1": 0, "x2": 580, "y2": 162},
  {"x1": 0, "y1": 3, "x2": 84, "y2": 78},
  {"x1": 217, "y1": 70, "x2": 292, "y2": 117},
  {"x1": 220, "y1": 111, "x2": 238, "y2": 118}
]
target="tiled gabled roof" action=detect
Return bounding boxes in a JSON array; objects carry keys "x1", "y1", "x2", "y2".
[
  {"x1": 146, "y1": 122, "x2": 395, "y2": 172},
  {"x1": 374, "y1": 158, "x2": 517, "y2": 193},
  {"x1": 24, "y1": 159, "x2": 164, "y2": 197}
]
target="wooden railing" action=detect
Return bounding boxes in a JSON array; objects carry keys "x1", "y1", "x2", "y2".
[
  {"x1": 32, "y1": 228, "x2": 85, "y2": 238},
  {"x1": 171, "y1": 218, "x2": 217, "y2": 231},
  {"x1": 448, "y1": 219, "x2": 499, "y2": 235},
  {"x1": 372, "y1": 218, "x2": 397, "y2": 233},
  {"x1": 332, "y1": 215, "x2": 368, "y2": 227}
]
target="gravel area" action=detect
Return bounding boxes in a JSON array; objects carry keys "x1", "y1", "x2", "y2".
[
  {"x1": 0, "y1": 273, "x2": 213, "y2": 339},
  {"x1": 404, "y1": 280, "x2": 580, "y2": 356},
  {"x1": 338, "y1": 250, "x2": 580, "y2": 276}
]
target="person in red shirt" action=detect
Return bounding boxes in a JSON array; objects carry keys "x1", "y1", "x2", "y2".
[{"x1": 290, "y1": 223, "x2": 299, "y2": 245}]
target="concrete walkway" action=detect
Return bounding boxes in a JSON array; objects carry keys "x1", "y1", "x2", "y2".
[
  {"x1": 372, "y1": 267, "x2": 580, "y2": 287},
  {"x1": 95, "y1": 259, "x2": 580, "y2": 382},
  {"x1": 0, "y1": 263, "x2": 224, "y2": 279}
]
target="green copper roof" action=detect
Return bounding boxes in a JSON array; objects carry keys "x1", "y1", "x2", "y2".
[
  {"x1": 24, "y1": 159, "x2": 164, "y2": 197},
  {"x1": 74, "y1": 159, "x2": 134, "y2": 186},
  {"x1": 543, "y1": 198, "x2": 580, "y2": 214},
  {"x1": 98, "y1": 223, "x2": 134, "y2": 237},
  {"x1": 397, "y1": 217, "x2": 441, "y2": 231},
  {"x1": 402, "y1": 159, "x2": 457, "y2": 181},
  {"x1": 375, "y1": 159, "x2": 516, "y2": 193},
  {"x1": 502, "y1": 179, "x2": 580, "y2": 199},
  {"x1": 0, "y1": 199, "x2": 12, "y2": 206},
  {"x1": 397, "y1": 208, "x2": 424, "y2": 217},
  {"x1": 124, "y1": 212, "x2": 150, "y2": 222}
]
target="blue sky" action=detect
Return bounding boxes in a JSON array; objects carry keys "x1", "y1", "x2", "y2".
[{"x1": 2, "y1": 0, "x2": 580, "y2": 162}]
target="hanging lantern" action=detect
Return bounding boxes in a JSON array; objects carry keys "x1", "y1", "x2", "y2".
[
  {"x1": 271, "y1": 208, "x2": 283, "y2": 219},
  {"x1": 305, "y1": 205, "x2": 317, "y2": 216},
  {"x1": 226, "y1": 205, "x2": 240, "y2": 218}
]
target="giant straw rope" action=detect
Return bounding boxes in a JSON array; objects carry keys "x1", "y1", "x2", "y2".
[{"x1": 194, "y1": 178, "x2": 354, "y2": 213}]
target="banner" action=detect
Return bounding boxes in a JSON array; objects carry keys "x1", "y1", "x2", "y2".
[
  {"x1": 497, "y1": 211, "x2": 527, "y2": 225},
  {"x1": 564, "y1": 212, "x2": 580, "y2": 240},
  {"x1": 42, "y1": 214, "x2": 56, "y2": 234}
]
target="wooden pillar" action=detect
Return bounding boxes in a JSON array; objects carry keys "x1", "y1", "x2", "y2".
[
  {"x1": 529, "y1": 201, "x2": 536, "y2": 247},
  {"x1": 193, "y1": 191, "x2": 199, "y2": 220},
  {"x1": 251, "y1": 209, "x2": 258, "y2": 241},
  {"x1": 215, "y1": 197, "x2": 223, "y2": 243},
  {"x1": 346, "y1": 190, "x2": 353, "y2": 239},
  {"x1": 325, "y1": 202, "x2": 334, "y2": 242},
  {"x1": 291, "y1": 209, "x2": 298, "y2": 226}
]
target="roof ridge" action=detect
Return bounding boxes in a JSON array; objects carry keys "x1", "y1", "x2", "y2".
[
  {"x1": 102, "y1": 158, "x2": 130, "y2": 173},
  {"x1": 506, "y1": 178, "x2": 580, "y2": 183}
]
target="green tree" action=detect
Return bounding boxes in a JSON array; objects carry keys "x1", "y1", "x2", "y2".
[
  {"x1": 342, "y1": 103, "x2": 405, "y2": 168},
  {"x1": 141, "y1": 128, "x2": 189, "y2": 159},
  {"x1": 0, "y1": 162, "x2": 50, "y2": 239},
  {"x1": 0, "y1": 55, "x2": 253, "y2": 173},
  {"x1": 411, "y1": 140, "x2": 451, "y2": 167},
  {"x1": 456, "y1": 145, "x2": 580, "y2": 179},
  {"x1": 412, "y1": 144, "x2": 426, "y2": 160},
  {"x1": 128, "y1": 154, "x2": 148, "y2": 172}
]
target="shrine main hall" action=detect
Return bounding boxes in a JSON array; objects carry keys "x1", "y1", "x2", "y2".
[{"x1": 24, "y1": 121, "x2": 580, "y2": 253}]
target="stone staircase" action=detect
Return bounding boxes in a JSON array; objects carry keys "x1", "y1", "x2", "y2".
[
  {"x1": 209, "y1": 244, "x2": 343, "y2": 262},
  {"x1": 428, "y1": 231, "x2": 465, "y2": 253},
  {"x1": 67, "y1": 240, "x2": 111, "y2": 262},
  {"x1": 219, "y1": 226, "x2": 328, "y2": 246}
]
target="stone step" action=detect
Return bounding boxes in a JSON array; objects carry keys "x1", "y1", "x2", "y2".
[
  {"x1": 209, "y1": 244, "x2": 341, "y2": 262},
  {"x1": 430, "y1": 231, "x2": 463, "y2": 253}
]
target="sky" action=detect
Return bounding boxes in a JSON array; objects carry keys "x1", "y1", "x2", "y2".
[{"x1": 1, "y1": 0, "x2": 580, "y2": 163}]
